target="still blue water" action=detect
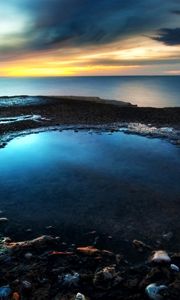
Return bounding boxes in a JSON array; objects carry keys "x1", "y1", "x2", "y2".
[
  {"x1": 0, "y1": 76, "x2": 180, "y2": 107},
  {"x1": 0, "y1": 130, "x2": 179, "y2": 240}
]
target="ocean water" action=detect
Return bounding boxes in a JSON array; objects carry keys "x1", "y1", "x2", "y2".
[
  {"x1": 0, "y1": 130, "x2": 179, "y2": 242},
  {"x1": 0, "y1": 76, "x2": 179, "y2": 107}
]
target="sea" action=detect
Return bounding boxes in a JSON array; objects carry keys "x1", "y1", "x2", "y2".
[{"x1": 0, "y1": 75, "x2": 179, "y2": 107}]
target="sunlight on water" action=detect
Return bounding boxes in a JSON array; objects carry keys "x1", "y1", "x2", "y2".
[{"x1": 0, "y1": 76, "x2": 179, "y2": 107}]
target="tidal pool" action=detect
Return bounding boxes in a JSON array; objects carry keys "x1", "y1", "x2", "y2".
[{"x1": 0, "y1": 130, "x2": 179, "y2": 246}]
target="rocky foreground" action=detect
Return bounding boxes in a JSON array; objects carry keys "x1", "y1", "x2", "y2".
[
  {"x1": 0, "y1": 95, "x2": 180, "y2": 147},
  {"x1": 0, "y1": 235, "x2": 179, "y2": 300},
  {"x1": 0, "y1": 96, "x2": 180, "y2": 136},
  {"x1": 0, "y1": 97, "x2": 180, "y2": 299}
]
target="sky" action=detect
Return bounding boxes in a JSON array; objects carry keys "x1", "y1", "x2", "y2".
[{"x1": 0, "y1": 0, "x2": 180, "y2": 76}]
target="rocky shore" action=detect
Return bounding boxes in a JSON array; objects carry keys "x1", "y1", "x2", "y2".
[
  {"x1": 0, "y1": 96, "x2": 180, "y2": 299},
  {"x1": 0, "y1": 96, "x2": 179, "y2": 133},
  {"x1": 0, "y1": 234, "x2": 179, "y2": 300},
  {"x1": 0, "y1": 95, "x2": 180, "y2": 147}
]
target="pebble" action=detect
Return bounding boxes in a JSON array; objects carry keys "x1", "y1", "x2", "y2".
[
  {"x1": 145, "y1": 283, "x2": 167, "y2": 300},
  {"x1": 75, "y1": 292, "x2": 86, "y2": 300},
  {"x1": 26, "y1": 228, "x2": 32, "y2": 233},
  {"x1": 60, "y1": 272, "x2": 80, "y2": 287},
  {"x1": 3, "y1": 237, "x2": 12, "y2": 243},
  {"x1": 150, "y1": 250, "x2": 171, "y2": 264},
  {"x1": 0, "y1": 285, "x2": 11, "y2": 299},
  {"x1": 162, "y1": 232, "x2": 173, "y2": 241},
  {"x1": 0, "y1": 217, "x2": 8, "y2": 223},
  {"x1": 24, "y1": 252, "x2": 33, "y2": 259},
  {"x1": 45, "y1": 225, "x2": 54, "y2": 230},
  {"x1": 170, "y1": 264, "x2": 179, "y2": 272},
  {"x1": 12, "y1": 292, "x2": 20, "y2": 300},
  {"x1": 93, "y1": 266, "x2": 122, "y2": 290},
  {"x1": 22, "y1": 280, "x2": 32, "y2": 290}
]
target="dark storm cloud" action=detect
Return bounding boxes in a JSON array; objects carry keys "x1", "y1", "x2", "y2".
[
  {"x1": 88, "y1": 58, "x2": 180, "y2": 66},
  {"x1": 171, "y1": 10, "x2": 180, "y2": 14},
  {"x1": 153, "y1": 28, "x2": 180, "y2": 45},
  {"x1": 5, "y1": 0, "x2": 179, "y2": 51}
]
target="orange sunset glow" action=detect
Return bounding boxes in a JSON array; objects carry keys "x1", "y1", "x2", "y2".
[{"x1": 0, "y1": 1, "x2": 180, "y2": 77}]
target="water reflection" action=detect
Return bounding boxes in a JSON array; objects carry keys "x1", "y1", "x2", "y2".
[{"x1": 0, "y1": 131, "x2": 179, "y2": 241}]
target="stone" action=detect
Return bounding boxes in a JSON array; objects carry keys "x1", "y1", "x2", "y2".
[
  {"x1": 24, "y1": 252, "x2": 33, "y2": 259},
  {"x1": 150, "y1": 250, "x2": 171, "y2": 264},
  {"x1": 93, "y1": 266, "x2": 123, "y2": 290},
  {"x1": 0, "y1": 285, "x2": 11, "y2": 299},
  {"x1": 162, "y1": 232, "x2": 173, "y2": 241},
  {"x1": 132, "y1": 239, "x2": 152, "y2": 252},
  {"x1": 60, "y1": 272, "x2": 80, "y2": 287},
  {"x1": 170, "y1": 264, "x2": 179, "y2": 272},
  {"x1": 145, "y1": 283, "x2": 167, "y2": 300},
  {"x1": 75, "y1": 292, "x2": 86, "y2": 300},
  {"x1": 0, "y1": 217, "x2": 8, "y2": 223}
]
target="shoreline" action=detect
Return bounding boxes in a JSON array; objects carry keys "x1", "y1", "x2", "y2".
[
  {"x1": 0, "y1": 96, "x2": 180, "y2": 146},
  {"x1": 0, "y1": 96, "x2": 180, "y2": 299}
]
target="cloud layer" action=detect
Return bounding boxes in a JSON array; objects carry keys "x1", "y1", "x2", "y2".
[
  {"x1": 0, "y1": 0, "x2": 180, "y2": 75},
  {"x1": 153, "y1": 28, "x2": 180, "y2": 45}
]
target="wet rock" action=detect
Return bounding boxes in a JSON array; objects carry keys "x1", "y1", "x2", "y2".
[
  {"x1": 21, "y1": 280, "x2": 32, "y2": 298},
  {"x1": 59, "y1": 272, "x2": 80, "y2": 287},
  {"x1": 5, "y1": 235, "x2": 58, "y2": 250},
  {"x1": 75, "y1": 292, "x2": 86, "y2": 300},
  {"x1": 24, "y1": 252, "x2": 33, "y2": 259},
  {"x1": 149, "y1": 250, "x2": 171, "y2": 264},
  {"x1": 12, "y1": 292, "x2": 20, "y2": 300},
  {"x1": 26, "y1": 228, "x2": 32, "y2": 233},
  {"x1": 0, "y1": 285, "x2": 11, "y2": 299},
  {"x1": 2, "y1": 237, "x2": 12, "y2": 243},
  {"x1": 0, "y1": 142, "x2": 7, "y2": 148},
  {"x1": 45, "y1": 225, "x2": 55, "y2": 230},
  {"x1": 162, "y1": 232, "x2": 173, "y2": 242},
  {"x1": 132, "y1": 239, "x2": 152, "y2": 252},
  {"x1": 145, "y1": 283, "x2": 168, "y2": 300},
  {"x1": 139, "y1": 267, "x2": 168, "y2": 289},
  {"x1": 0, "y1": 217, "x2": 9, "y2": 223},
  {"x1": 21, "y1": 280, "x2": 32, "y2": 290},
  {"x1": 93, "y1": 266, "x2": 123, "y2": 290},
  {"x1": 170, "y1": 264, "x2": 179, "y2": 272},
  {"x1": 77, "y1": 246, "x2": 100, "y2": 256}
]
